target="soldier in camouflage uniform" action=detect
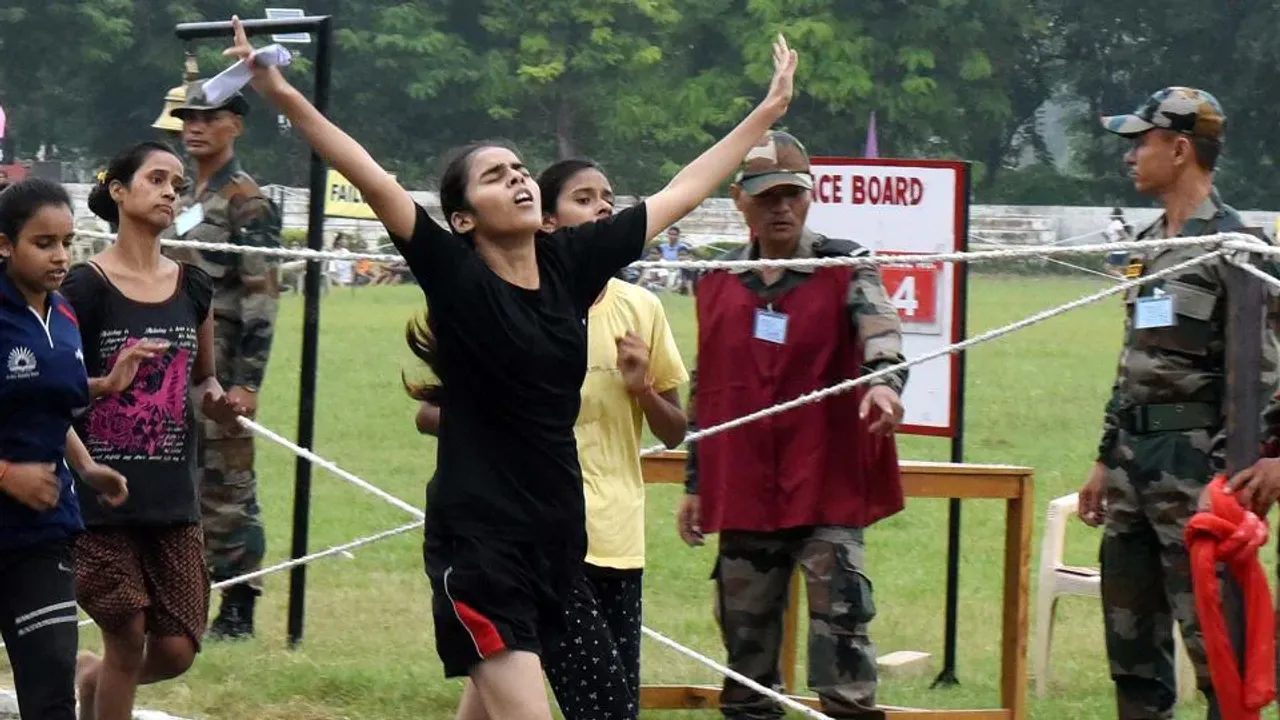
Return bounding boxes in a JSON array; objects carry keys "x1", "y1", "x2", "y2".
[
  {"x1": 164, "y1": 84, "x2": 282, "y2": 640},
  {"x1": 677, "y1": 131, "x2": 907, "y2": 720},
  {"x1": 1079, "y1": 87, "x2": 1280, "y2": 719}
]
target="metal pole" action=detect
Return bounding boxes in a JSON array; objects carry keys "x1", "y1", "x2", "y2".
[
  {"x1": 175, "y1": 15, "x2": 332, "y2": 649},
  {"x1": 933, "y1": 163, "x2": 971, "y2": 688}
]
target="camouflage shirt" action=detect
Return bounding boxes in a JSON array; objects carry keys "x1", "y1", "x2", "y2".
[
  {"x1": 164, "y1": 157, "x2": 282, "y2": 436},
  {"x1": 1097, "y1": 189, "x2": 1280, "y2": 464},
  {"x1": 684, "y1": 229, "x2": 907, "y2": 493}
]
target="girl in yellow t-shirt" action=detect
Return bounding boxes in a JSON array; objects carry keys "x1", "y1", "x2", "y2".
[{"x1": 412, "y1": 159, "x2": 688, "y2": 719}]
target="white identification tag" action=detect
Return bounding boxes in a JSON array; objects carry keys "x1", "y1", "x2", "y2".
[
  {"x1": 174, "y1": 204, "x2": 204, "y2": 237},
  {"x1": 1134, "y1": 294, "x2": 1175, "y2": 329},
  {"x1": 754, "y1": 308, "x2": 789, "y2": 344}
]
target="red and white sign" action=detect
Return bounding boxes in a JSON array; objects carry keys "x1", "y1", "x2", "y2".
[{"x1": 806, "y1": 158, "x2": 969, "y2": 437}]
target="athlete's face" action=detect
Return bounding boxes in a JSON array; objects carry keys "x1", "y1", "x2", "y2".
[
  {"x1": 543, "y1": 168, "x2": 614, "y2": 232},
  {"x1": 451, "y1": 147, "x2": 543, "y2": 239},
  {"x1": 0, "y1": 203, "x2": 75, "y2": 299},
  {"x1": 113, "y1": 151, "x2": 185, "y2": 231}
]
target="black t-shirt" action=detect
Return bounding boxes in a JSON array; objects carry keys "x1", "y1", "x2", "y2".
[
  {"x1": 392, "y1": 203, "x2": 648, "y2": 542},
  {"x1": 60, "y1": 262, "x2": 213, "y2": 526}
]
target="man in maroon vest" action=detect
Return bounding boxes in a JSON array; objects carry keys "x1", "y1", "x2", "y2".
[{"x1": 676, "y1": 130, "x2": 907, "y2": 720}]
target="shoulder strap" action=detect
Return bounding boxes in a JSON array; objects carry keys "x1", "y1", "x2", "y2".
[{"x1": 811, "y1": 235, "x2": 871, "y2": 258}]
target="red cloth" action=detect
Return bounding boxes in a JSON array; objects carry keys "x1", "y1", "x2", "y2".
[
  {"x1": 1184, "y1": 476, "x2": 1276, "y2": 720},
  {"x1": 694, "y1": 267, "x2": 902, "y2": 533}
]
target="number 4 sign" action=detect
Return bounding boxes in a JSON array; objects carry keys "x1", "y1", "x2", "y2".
[{"x1": 877, "y1": 253, "x2": 941, "y2": 327}]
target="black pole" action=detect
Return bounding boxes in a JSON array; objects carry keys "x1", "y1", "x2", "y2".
[
  {"x1": 1222, "y1": 233, "x2": 1265, "y2": 689},
  {"x1": 933, "y1": 163, "x2": 972, "y2": 688},
  {"x1": 175, "y1": 15, "x2": 332, "y2": 649}
]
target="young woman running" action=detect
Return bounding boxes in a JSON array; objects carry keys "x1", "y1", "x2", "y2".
[
  {"x1": 412, "y1": 159, "x2": 689, "y2": 718},
  {"x1": 223, "y1": 15, "x2": 796, "y2": 719},
  {"x1": 59, "y1": 142, "x2": 246, "y2": 720},
  {"x1": 0, "y1": 178, "x2": 129, "y2": 720}
]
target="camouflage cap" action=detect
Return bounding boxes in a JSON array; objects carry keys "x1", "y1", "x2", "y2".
[
  {"x1": 734, "y1": 130, "x2": 813, "y2": 196},
  {"x1": 170, "y1": 80, "x2": 250, "y2": 120},
  {"x1": 1101, "y1": 87, "x2": 1224, "y2": 142}
]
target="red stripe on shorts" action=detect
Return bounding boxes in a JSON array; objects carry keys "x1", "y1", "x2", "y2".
[{"x1": 453, "y1": 600, "x2": 506, "y2": 658}]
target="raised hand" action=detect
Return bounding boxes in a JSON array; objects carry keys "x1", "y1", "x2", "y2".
[
  {"x1": 223, "y1": 15, "x2": 289, "y2": 96},
  {"x1": 764, "y1": 34, "x2": 799, "y2": 118}
]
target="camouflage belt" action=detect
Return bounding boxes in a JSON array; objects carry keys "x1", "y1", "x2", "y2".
[{"x1": 1117, "y1": 402, "x2": 1218, "y2": 434}]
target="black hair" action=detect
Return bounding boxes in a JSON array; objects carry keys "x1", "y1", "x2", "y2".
[
  {"x1": 437, "y1": 139, "x2": 521, "y2": 234},
  {"x1": 0, "y1": 177, "x2": 73, "y2": 243},
  {"x1": 87, "y1": 141, "x2": 181, "y2": 226},
  {"x1": 536, "y1": 158, "x2": 605, "y2": 216},
  {"x1": 402, "y1": 309, "x2": 444, "y2": 404},
  {"x1": 1192, "y1": 137, "x2": 1221, "y2": 172}
]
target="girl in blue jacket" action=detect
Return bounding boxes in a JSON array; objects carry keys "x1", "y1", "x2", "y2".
[{"x1": 0, "y1": 178, "x2": 128, "y2": 719}]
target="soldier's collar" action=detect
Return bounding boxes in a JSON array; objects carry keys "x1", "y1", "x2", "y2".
[
  {"x1": 1142, "y1": 187, "x2": 1225, "y2": 239},
  {"x1": 731, "y1": 228, "x2": 819, "y2": 275},
  {"x1": 193, "y1": 156, "x2": 243, "y2": 198}
]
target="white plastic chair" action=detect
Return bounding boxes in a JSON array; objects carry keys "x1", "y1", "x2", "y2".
[{"x1": 1033, "y1": 492, "x2": 1194, "y2": 700}]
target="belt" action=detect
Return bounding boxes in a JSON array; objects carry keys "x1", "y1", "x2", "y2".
[{"x1": 1117, "y1": 402, "x2": 1219, "y2": 434}]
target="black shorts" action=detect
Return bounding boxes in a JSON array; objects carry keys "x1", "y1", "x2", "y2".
[{"x1": 424, "y1": 531, "x2": 582, "y2": 678}]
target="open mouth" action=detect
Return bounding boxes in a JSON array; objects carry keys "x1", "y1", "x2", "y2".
[
  {"x1": 514, "y1": 189, "x2": 534, "y2": 207},
  {"x1": 47, "y1": 269, "x2": 67, "y2": 282}
]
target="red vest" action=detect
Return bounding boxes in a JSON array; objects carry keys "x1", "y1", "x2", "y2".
[{"x1": 695, "y1": 267, "x2": 904, "y2": 533}]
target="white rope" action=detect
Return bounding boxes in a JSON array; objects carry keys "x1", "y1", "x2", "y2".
[
  {"x1": 237, "y1": 417, "x2": 426, "y2": 520},
  {"x1": 209, "y1": 520, "x2": 424, "y2": 591},
  {"x1": 637, "y1": 250, "x2": 1226, "y2": 457},
  {"x1": 74, "y1": 226, "x2": 1260, "y2": 270},
  {"x1": 0, "y1": 520, "x2": 423, "y2": 649},
  {"x1": 640, "y1": 626, "x2": 835, "y2": 720},
  {"x1": 1229, "y1": 256, "x2": 1280, "y2": 292}
]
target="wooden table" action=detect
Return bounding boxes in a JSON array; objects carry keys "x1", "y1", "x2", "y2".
[{"x1": 639, "y1": 452, "x2": 1034, "y2": 720}]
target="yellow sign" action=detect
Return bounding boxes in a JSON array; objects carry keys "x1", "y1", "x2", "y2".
[
  {"x1": 1124, "y1": 260, "x2": 1143, "y2": 279},
  {"x1": 324, "y1": 169, "x2": 390, "y2": 220}
]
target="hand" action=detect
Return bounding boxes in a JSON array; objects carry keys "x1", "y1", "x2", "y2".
[
  {"x1": 0, "y1": 463, "x2": 60, "y2": 512},
  {"x1": 677, "y1": 495, "x2": 704, "y2": 547},
  {"x1": 1079, "y1": 463, "x2": 1108, "y2": 527},
  {"x1": 859, "y1": 385, "x2": 904, "y2": 435},
  {"x1": 1226, "y1": 458, "x2": 1280, "y2": 517},
  {"x1": 80, "y1": 463, "x2": 128, "y2": 508},
  {"x1": 762, "y1": 33, "x2": 798, "y2": 118},
  {"x1": 202, "y1": 390, "x2": 248, "y2": 429},
  {"x1": 105, "y1": 339, "x2": 169, "y2": 394},
  {"x1": 225, "y1": 16, "x2": 289, "y2": 96},
  {"x1": 616, "y1": 332, "x2": 652, "y2": 396},
  {"x1": 227, "y1": 386, "x2": 258, "y2": 418}
]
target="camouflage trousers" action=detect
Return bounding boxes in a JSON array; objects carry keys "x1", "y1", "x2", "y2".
[
  {"x1": 1101, "y1": 428, "x2": 1236, "y2": 720},
  {"x1": 713, "y1": 526, "x2": 877, "y2": 720},
  {"x1": 198, "y1": 435, "x2": 266, "y2": 593}
]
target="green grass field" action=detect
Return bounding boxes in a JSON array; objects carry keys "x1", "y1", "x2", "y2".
[{"x1": 10, "y1": 274, "x2": 1274, "y2": 719}]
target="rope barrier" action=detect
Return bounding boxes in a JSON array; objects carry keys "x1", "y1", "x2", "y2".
[
  {"x1": 237, "y1": 417, "x2": 426, "y2": 521},
  {"x1": 0, "y1": 520, "x2": 424, "y2": 649},
  {"x1": 637, "y1": 249, "x2": 1225, "y2": 457},
  {"x1": 72, "y1": 227, "x2": 1263, "y2": 270},
  {"x1": 640, "y1": 626, "x2": 836, "y2": 720}
]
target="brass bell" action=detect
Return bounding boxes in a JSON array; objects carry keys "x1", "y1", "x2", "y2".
[{"x1": 152, "y1": 52, "x2": 201, "y2": 133}]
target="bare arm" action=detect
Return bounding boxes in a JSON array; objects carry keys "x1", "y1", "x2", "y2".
[
  {"x1": 636, "y1": 388, "x2": 686, "y2": 449},
  {"x1": 226, "y1": 17, "x2": 415, "y2": 239},
  {"x1": 416, "y1": 402, "x2": 441, "y2": 436},
  {"x1": 642, "y1": 36, "x2": 797, "y2": 238},
  {"x1": 64, "y1": 428, "x2": 93, "y2": 473}
]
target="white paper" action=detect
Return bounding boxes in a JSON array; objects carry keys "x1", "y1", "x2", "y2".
[{"x1": 201, "y1": 44, "x2": 293, "y2": 106}]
